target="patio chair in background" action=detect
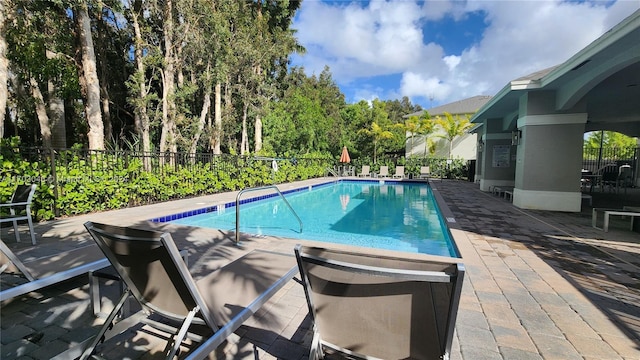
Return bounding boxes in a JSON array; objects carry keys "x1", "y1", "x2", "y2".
[
  {"x1": 598, "y1": 164, "x2": 618, "y2": 192},
  {"x1": 419, "y1": 166, "x2": 431, "y2": 180},
  {"x1": 78, "y1": 222, "x2": 298, "y2": 360},
  {"x1": 617, "y1": 164, "x2": 633, "y2": 194},
  {"x1": 0, "y1": 238, "x2": 110, "y2": 302},
  {"x1": 377, "y1": 166, "x2": 389, "y2": 178},
  {"x1": 0, "y1": 184, "x2": 37, "y2": 245},
  {"x1": 392, "y1": 165, "x2": 405, "y2": 179},
  {"x1": 357, "y1": 165, "x2": 371, "y2": 177},
  {"x1": 295, "y1": 245, "x2": 465, "y2": 360}
]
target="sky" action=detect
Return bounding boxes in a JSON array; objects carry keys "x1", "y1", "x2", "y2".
[{"x1": 290, "y1": 0, "x2": 640, "y2": 109}]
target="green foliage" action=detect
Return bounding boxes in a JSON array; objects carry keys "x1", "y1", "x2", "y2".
[
  {"x1": 435, "y1": 112, "x2": 473, "y2": 159},
  {"x1": 583, "y1": 131, "x2": 637, "y2": 159},
  {"x1": 0, "y1": 145, "x2": 333, "y2": 220}
]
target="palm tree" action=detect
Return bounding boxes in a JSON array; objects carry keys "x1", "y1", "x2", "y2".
[
  {"x1": 404, "y1": 116, "x2": 421, "y2": 155},
  {"x1": 436, "y1": 112, "x2": 473, "y2": 159},
  {"x1": 417, "y1": 112, "x2": 437, "y2": 156},
  {"x1": 359, "y1": 122, "x2": 395, "y2": 164}
]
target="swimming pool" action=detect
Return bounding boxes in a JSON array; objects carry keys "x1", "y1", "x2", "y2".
[{"x1": 169, "y1": 180, "x2": 458, "y2": 257}]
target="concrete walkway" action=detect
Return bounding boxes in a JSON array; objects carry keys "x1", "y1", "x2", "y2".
[{"x1": 1, "y1": 179, "x2": 639, "y2": 359}]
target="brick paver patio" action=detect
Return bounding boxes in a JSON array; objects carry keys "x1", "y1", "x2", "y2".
[{"x1": 1, "y1": 179, "x2": 639, "y2": 359}]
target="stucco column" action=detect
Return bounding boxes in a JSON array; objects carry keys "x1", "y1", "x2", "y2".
[
  {"x1": 475, "y1": 134, "x2": 484, "y2": 183},
  {"x1": 478, "y1": 120, "x2": 517, "y2": 192},
  {"x1": 513, "y1": 113, "x2": 587, "y2": 212}
]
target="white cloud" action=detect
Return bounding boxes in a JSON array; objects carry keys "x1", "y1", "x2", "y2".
[
  {"x1": 294, "y1": 0, "x2": 441, "y2": 80},
  {"x1": 292, "y1": 0, "x2": 640, "y2": 107}
]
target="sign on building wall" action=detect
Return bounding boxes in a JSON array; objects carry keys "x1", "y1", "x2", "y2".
[{"x1": 492, "y1": 145, "x2": 511, "y2": 167}]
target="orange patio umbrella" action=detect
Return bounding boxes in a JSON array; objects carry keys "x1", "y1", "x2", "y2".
[{"x1": 339, "y1": 146, "x2": 351, "y2": 163}]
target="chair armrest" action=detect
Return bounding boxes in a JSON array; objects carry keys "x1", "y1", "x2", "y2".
[{"x1": 0, "y1": 202, "x2": 29, "y2": 207}]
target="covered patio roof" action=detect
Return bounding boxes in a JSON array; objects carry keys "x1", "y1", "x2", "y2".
[{"x1": 471, "y1": 9, "x2": 640, "y2": 137}]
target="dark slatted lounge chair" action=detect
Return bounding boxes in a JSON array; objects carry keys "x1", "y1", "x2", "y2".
[
  {"x1": 0, "y1": 239, "x2": 110, "y2": 302},
  {"x1": 295, "y1": 245, "x2": 465, "y2": 360},
  {"x1": 78, "y1": 222, "x2": 298, "y2": 360},
  {"x1": 0, "y1": 184, "x2": 37, "y2": 245}
]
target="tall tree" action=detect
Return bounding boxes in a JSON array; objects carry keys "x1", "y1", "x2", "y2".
[
  {"x1": 0, "y1": 0, "x2": 8, "y2": 139},
  {"x1": 75, "y1": 0, "x2": 104, "y2": 150},
  {"x1": 127, "y1": 0, "x2": 153, "y2": 156},
  {"x1": 584, "y1": 131, "x2": 637, "y2": 159},
  {"x1": 417, "y1": 111, "x2": 436, "y2": 156},
  {"x1": 159, "y1": 0, "x2": 177, "y2": 156},
  {"x1": 436, "y1": 112, "x2": 472, "y2": 159},
  {"x1": 404, "y1": 116, "x2": 420, "y2": 153},
  {"x1": 359, "y1": 121, "x2": 395, "y2": 164}
]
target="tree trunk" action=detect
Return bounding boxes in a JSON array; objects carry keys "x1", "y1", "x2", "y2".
[
  {"x1": 212, "y1": 82, "x2": 222, "y2": 154},
  {"x1": 130, "y1": 0, "x2": 151, "y2": 160},
  {"x1": 160, "y1": 0, "x2": 176, "y2": 158},
  {"x1": 100, "y1": 85, "x2": 111, "y2": 142},
  {"x1": 224, "y1": 79, "x2": 233, "y2": 152},
  {"x1": 253, "y1": 65, "x2": 262, "y2": 152},
  {"x1": 254, "y1": 115, "x2": 262, "y2": 152},
  {"x1": 190, "y1": 69, "x2": 211, "y2": 155},
  {"x1": 30, "y1": 78, "x2": 51, "y2": 148},
  {"x1": 96, "y1": 7, "x2": 111, "y2": 142},
  {"x1": 241, "y1": 102, "x2": 249, "y2": 155},
  {"x1": 0, "y1": 0, "x2": 9, "y2": 139},
  {"x1": 45, "y1": 50, "x2": 66, "y2": 148},
  {"x1": 48, "y1": 80, "x2": 66, "y2": 148},
  {"x1": 76, "y1": 1, "x2": 104, "y2": 150}
]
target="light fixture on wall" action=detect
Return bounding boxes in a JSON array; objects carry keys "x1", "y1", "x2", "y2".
[
  {"x1": 511, "y1": 130, "x2": 522, "y2": 146},
  {"x1": 478, "y1": 139, "x2": 484, "y2": 152}
]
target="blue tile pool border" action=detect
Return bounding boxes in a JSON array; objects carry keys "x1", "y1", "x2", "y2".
[{"x1": 150, "y1": 178, "x2": 427, "y2": 224}]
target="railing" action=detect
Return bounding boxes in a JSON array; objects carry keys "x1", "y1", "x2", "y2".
[
  {"x1": 325, "y1": 167, "x2": 339, "y2": 177},
  {"x1": 582, "y1": 146, "x2": 639, "y2": 186},
  {"x1": 234, "y1": 185, "x2": 303, "y2": 245}
]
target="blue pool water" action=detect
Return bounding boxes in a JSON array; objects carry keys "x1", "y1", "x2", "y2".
[{"x1": 170, "y1": 181, "x2": 458, "y2": 257}]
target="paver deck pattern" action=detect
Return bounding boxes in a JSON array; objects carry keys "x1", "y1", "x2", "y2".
[{"x1": 1, "y1": 179, "x2": 639, "y2": 359}]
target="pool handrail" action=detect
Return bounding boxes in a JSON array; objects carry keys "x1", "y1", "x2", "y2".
[{"x1": 235, "y1": 185, "x2": 303, "y2": 245}]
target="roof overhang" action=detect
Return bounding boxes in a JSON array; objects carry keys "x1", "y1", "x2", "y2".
[{"x1": 471, "y1": 9, "x2": 640, "y2": 137}]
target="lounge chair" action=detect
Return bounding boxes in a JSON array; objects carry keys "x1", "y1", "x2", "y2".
[
  {"x1": 0, "y1": 239, "x2": 110, "y2": 302},
  {"x1": 357, "y1": 165, "x2": 371, "y2": 177},
  {"x1": 0, "y1": 184, "x2": 37, "y2": 245},
  {"x1": 294, "y1": 245, "x2": 465, "y2": 360},
  {"x1": 419, "y1": 166, "x2": 431, "y2": 180},
  {"x1": 392, "y1": 165, "x2": 405, "y2": 179},
  {"x1": 78, "y1": 222, "x2": 298, "y2": 360},
  {"x1": 377, "y1": 166, "x2": 389, "y2": 178}
]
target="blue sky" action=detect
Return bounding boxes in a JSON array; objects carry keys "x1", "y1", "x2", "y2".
[{"x1": 290, "y1": 0, "x2": 640, "y2": 109}]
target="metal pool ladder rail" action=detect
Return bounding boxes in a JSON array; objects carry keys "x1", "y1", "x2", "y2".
[{"x1": 235, "y1": 185, "x2": 303, "y2": 245}]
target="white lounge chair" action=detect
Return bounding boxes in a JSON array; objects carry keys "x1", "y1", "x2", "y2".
[
  {"x1": 357, "y1": 165, "x2": 371, "y2": 177},
  {"x1": 377, "y1": 166, "x2": 389, "y2": 178},
  {"x1": 419, "y1": 166, "x2": 431, "y2": 180},
  {"x1": 0, "y1": 184, "x2": 37, "y2": 245},
  {"x1": 392, "y1": 165, "x2": 405, "y2": 179},
  {"x1": 295, "y1": 245, "x2": 465, "y2": 360}
]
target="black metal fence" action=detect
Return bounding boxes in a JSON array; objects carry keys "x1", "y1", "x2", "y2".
[
  {"x1": 3, "y1": 145, "x2": 636, "y2": 219},
  {"x1": 1, "y1": 147, "x2": 332, "y2": 219},
  {"x1": 582, "y1": 146, "x2": 639, "y2": 185}
]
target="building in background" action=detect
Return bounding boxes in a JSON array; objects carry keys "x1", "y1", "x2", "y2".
[{"x1": 404, "y1": 95, "x2": 492, "y2": 160}]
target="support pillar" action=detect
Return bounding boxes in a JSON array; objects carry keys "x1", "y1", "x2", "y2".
[
  {"x1": 478, "y1": 120, "x2": 517, "y2": 192},
  {"x1": 513, "y1": 113, "x2": 587, "y2": 212}
]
